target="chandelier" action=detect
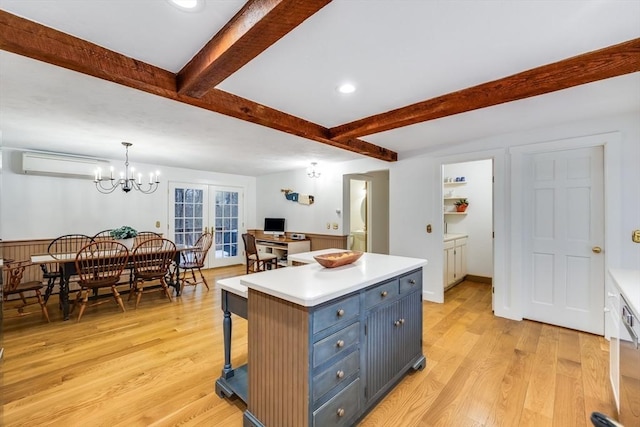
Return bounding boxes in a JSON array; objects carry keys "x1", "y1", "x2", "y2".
[
  {"x1": 307, "y1": 162, "x2": 321, "y2": 178},
  {"x1": 94, "y1": 142, "x2": 160, "y2": 194}
]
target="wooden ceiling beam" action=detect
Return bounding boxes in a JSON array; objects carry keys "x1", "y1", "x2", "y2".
[
  {"x1": 178, "y1": 0, "x2": 332, "y2": 98},
  {"x1": 330, "y1": 38, "x2": 640, "y2": 141},
  {"x1": 0, "y1": 10, "x2": 396, "y2": 162}
]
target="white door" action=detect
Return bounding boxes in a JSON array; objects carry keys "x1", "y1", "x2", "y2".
[
  {"x1": 523, "y1": 146, "x2": 604, "y2": 334},
  {"x1": 168, "y1": 182, "x2": 244, "y2": 269}
]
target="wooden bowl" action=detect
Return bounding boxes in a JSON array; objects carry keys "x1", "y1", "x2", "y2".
[{"x1": 313, "y1": 251, "x2": 363, "y2": 268}]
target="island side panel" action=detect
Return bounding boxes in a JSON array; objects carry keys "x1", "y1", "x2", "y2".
[{"x1": 248, "y1": 289, "x2": 310, "y2": 427}]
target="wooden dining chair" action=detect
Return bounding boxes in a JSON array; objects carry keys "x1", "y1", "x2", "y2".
[
  {"x1": 134, "y1": 231, "x2": 162, "y2": 246},
  {"x1": 71, "y1": 241, "x2": 129, "y2": 322},
  {"x1": 130, "y1": 238, "x2": 176, "y2": 308},
  {"x1": 179, "y1": 231, "x2": 213, "y2": 294},
  {"x1": 242, "y1": 233, "x2": 278, "y2": 274},
  {"x1": 42, "y1": 234, "x2": 93, "y2": 304},
  {"x1": 3, "y1": 260, "x2": 50, "y2": 323},
  {"x1": 91, "y1": 229, "x2": 114, "y2": 242}
]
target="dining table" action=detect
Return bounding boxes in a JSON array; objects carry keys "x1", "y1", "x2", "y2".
[{"x1": 31, "y1": 244, "x2": 193, "y2": 321}]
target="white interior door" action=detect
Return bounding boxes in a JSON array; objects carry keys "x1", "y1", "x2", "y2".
[
  {"x1": 523, "y1": 146, "x2": 604, "y2": 334},
  {"x1": 168, "y1": 182, "x2": 244, "y2": 269}
]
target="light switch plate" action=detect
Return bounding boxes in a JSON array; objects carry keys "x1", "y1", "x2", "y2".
[{"x1": 633, "y1": 229, "x2": 640, "y2": 243}]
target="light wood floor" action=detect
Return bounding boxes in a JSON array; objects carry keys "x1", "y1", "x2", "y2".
[{"x1": 1, "y1": 267, "x2": 616, "y2": 426}]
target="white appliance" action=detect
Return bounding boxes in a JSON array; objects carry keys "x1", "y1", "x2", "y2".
[{"x1": 619, "y1": 294, "x2": 640, "y2": 425}]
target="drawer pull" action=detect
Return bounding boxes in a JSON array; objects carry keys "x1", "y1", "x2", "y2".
[
  {"x1": 394, "y1": 320, "x2": 400, "y2": 327},
  {"x1": 336, "y1": 370, "x2": 345, "y2": 378},
  {"x1": 337, "y1": 408, "x2": 345, "y2": 417},
  {"x1": 336, "y1": 340, "x2": 345, "y2": 348},
  {"x1": 337, "y1": 308, "x2": 345, "y2": 317},
  {"x1": 381, "y1": 291, "x2": 388, "y2": 297},
  {"x1": 400, "y1": 318, "x2": 405, "y2": 325},
  {"x1": 408, "y1": 279, "x2": 416, "y2": 285}
]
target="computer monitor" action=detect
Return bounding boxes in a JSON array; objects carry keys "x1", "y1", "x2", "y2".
[{"x1": 264, "y1": 217, "x2": 285, "y2": 236}]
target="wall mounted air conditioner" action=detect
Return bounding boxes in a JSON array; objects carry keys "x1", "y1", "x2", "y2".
[{"x1": 22, "y1": 152, "x2": 109, "y2": 179}]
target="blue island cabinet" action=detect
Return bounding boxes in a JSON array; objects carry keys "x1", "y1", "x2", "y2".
[{"x1": 243, "y1": 268, "x2": 425, "y2": 427}]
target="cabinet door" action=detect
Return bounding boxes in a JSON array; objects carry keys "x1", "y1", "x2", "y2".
[
  {"x1": 445, "y1": 247, "x2": 455, "y2": 286},
  {"x1": 454, "y1": 245, "x2": 463, "y2": 282},
  {"x1": 366, "y1": 302, "x2": 398, "y2": 401},
  {"x1": 395, "y1": 291, "x2": 422, "y2": 371},
  {"x1": 457, "y1": 241, "x2": 467, "y2": 279},
  {"x1": 365, "y1": 292, "x2": 422, "y2": 402}
]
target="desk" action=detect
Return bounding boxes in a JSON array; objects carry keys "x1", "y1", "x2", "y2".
[
  {"x1": 215, "y1": 276, "x2": 248, "y2": 403},
  {"x1": 31, "y1": 245, "x2": 191, "y2": 321}
]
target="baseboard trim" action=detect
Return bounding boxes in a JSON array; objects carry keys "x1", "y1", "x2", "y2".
[{"x1": 464, "y1": 275, "x2": 492, "y2": 284}]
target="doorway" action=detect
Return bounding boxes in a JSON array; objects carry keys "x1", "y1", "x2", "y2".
[
  {"x1": 441, "y1": 159, "x2": 494, "y2": 302},
  {"x1": 343, "y1": 170, "x2": 389, "y2": 254},
  {"x1": 168, "y1": 182, "x2": 245, "y2": 268},
  {"x1": 349, "y1": 179, "x2": 369, "y2": 251}
]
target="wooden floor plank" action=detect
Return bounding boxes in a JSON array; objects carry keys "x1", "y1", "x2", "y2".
[{"x1": 1, "y1": 272, "x2": 615, "y2": 426}]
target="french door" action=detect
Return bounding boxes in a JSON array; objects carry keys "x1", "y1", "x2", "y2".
[{"x1": 168, "y1": 182, "x2": 244, "y2": 268}]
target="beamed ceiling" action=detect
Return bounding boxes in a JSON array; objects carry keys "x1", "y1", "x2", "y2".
[{"x1": 0, "y1": 0, "x2": 639, "y2": 176}]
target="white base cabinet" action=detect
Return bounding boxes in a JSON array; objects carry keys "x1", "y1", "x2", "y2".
[
  {"x1": 255, "y1": 238, "x2": 310, "y2": 267},
  {"x1": 443, "y1": 237, "x2": 467, "y2": 289}
]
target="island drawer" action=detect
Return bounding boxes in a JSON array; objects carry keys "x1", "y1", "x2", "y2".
[
  {"x1": 364, "y1": 279, "x2": 399, "y2": 309},
  {"x1": 313, "y1": 377, "x2": 361, "y2": 427},
  {"x1": 312, "y1": 350, "x2": 360, "y2": 402},
  {"x1": 313, "y1": 322, "x2": 360, "y2": 367},
  {"x1": 399, "y1": 269, "x2": 422, "y2": 294},
  {"x1": 313, "y1": 294, "x2": 360, "y2": 334}
]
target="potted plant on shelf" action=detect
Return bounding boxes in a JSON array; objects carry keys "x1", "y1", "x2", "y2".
[
  {"x1": 110, "y1": 226, "x2": 138, "y2": 250},
  {"x1": 454, "y1": 198, "x2": 469, "y2": 212}
]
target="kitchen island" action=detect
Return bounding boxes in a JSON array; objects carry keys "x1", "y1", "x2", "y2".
[{"x1": 224, "y1": 251, "x2": 426, "y2": 427}]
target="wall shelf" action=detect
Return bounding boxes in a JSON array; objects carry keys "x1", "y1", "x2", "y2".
[
  {"x1": 444, "y1": 181, "x2": 468, "y2": 185},
  {"x1": 444, "y1": 212, "x2": 467, "y2": 215}
]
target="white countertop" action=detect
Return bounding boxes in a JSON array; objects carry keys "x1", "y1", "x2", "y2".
[
  {"x1": 288, "y1": 248, "x2": 349, "y2": 264},
  {"x1": 217, "y1": 276, "x2": 248, "y2": 298},
  {"x1": 444, "y1": 233, "x2": 468, "y2": 242},
  {"x1": 240, "y1": 251, "x2": 427, "y2": 307},
  {"x1": 610, "y1": 269, "x2": 640, "y2": 315}
]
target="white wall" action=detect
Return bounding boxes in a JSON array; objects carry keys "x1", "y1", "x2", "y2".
[
  {"x1": 256, "y1": 111, "x2": 640, "y2": 318},
  {"x1": 255, "y1": 158, "x2": 387, "y2": 235},
  {"x1": 443, "y1": 159, "x2": 493, "y2": 278},
  {"x1": 1, "y1": 148, "x2": 257, "y2": 240}
]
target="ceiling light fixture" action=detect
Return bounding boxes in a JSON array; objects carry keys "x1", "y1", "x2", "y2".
[
  {"x1": 94, "y1": 142, "x2": 160, "y2": 194},
  {"x1": 167, "y1": 0, "x2": 203, "y2": 12},
  {"x1": 337, "y1": 83, "x2": 356, "y2": 94},
  {"x1": 307, "y1": 162, "x2": 321, "y2": 179}
]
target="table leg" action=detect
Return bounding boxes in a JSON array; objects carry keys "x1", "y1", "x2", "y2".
[
  {"x1": 60, "y1": 268, "x2": 71, "y2": 321},
  {"x1": 221, "y1": 308, "x2": 234, "y2": 379}
]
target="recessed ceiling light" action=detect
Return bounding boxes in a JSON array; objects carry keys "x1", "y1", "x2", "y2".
[
  {"x1": 167, "y1": 0, "x2": 204, "y2": 12},
  {"x1": 337, "y1": 83, "x2": 356, "y2": 94}
]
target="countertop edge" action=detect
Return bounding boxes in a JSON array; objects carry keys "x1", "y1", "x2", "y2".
[{"x1": 609, "y1": 268, "x2": 640, "y2": 315}]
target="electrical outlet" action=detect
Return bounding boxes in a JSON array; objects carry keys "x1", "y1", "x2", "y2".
[
  {"x1": 332, "y1": 223, "x2": 339, "y2": 230},
  {"x1": 326, "y1": 222, "x2": 331, "y2": 229},
  {"x1": 633, "y1": 229, "x2": 640, "y2": 243},
  {"x1": 155, "y1": 221, "x2": 161, "y2": 228}
]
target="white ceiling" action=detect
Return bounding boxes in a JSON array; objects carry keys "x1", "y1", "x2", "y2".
[{"x1": 1, "y1": 0, "x2": 639, "y2": 176}]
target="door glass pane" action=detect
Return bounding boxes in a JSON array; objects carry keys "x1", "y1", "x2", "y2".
[
  {"x1": 173, "y1": 187, "x2": 204, "y2": 247},
  {"x1": 212, "y1": 189, "x2": 240, "y2": 259}
]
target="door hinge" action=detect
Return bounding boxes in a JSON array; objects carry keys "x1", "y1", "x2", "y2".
[
  {"x1": 492, "y1": 231, "x2": 495, "y2": 238},
  {"x1": 364, "y1": 386, "x2": 367, "y2": 398},
  {"x1": 492, "y1": 287, "x2": 495, "y2": 294},
  {"x1": 364, "y1": 324, "x2": 367, "y2": 336}
]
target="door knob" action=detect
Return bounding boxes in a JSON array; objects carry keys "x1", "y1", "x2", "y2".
[{"x1": 592, "y1": 246, "x2": 602, "y2": 254}]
